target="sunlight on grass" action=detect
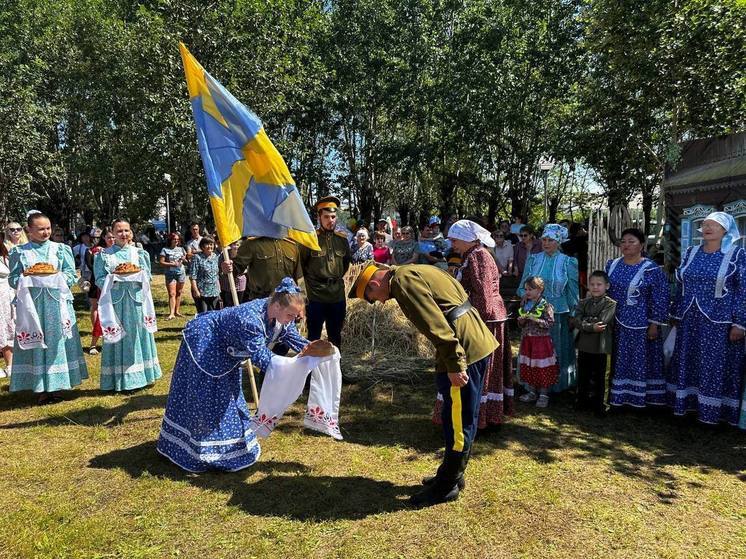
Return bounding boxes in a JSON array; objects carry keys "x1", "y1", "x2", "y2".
[{"x1": 0, "y1": 275, "x2": 744, "y2": 558}]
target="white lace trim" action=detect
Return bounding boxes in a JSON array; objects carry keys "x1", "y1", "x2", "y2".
[
  {"x1": 100, "y1": 358, "x2": 160, "y2": 376},
  {"x1": 518, "y1": 355, "x2": 557, "y2": 368},
  {"x1": 11, "y1": 359, "x2": 84, "y2": 376},
  {"x1": 666, "y1": 384, "x2": 741, "y2": 407},
  {"x1": 158, "y1": 429, "x2": 260, "y2": 463},
  {"x1": 162, "y1": 415, "x2": 255, "y2": 447}
]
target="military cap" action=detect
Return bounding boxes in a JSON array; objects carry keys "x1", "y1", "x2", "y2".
[
  {"x1": 348, "y1": 261, "x2": 389, "y2": 301},
  {"x1": 315, "y1": 195, "x2": 341, "y2": 214}
]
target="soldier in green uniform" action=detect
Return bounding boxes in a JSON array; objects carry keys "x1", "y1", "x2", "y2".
[
  {"x1": 298, "y1": 196, "x2": 351, "y2": 348},
  {"x1": 220, "y1": 237, "x2": 303, "y2": 302},
  {"x1": 349, "y1": 262, "x2": 498, "y2": 506}
]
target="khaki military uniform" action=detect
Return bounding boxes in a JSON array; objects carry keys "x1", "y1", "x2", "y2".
[
  {"x1": 389, "y1": 265, "x2": 498, "y2": 373},
  {"x1": 298, "y1": 227, "x2": 351, "y2": 346},
  {"x1": 232, "y1": 237, "x2": 303, "y2": 301},
  {"x1": 389, "y1": 264, "x2": 499, "y2": 494},
  {"x1": 298, "y1": 228, "x2": 351, "y2": 304}
]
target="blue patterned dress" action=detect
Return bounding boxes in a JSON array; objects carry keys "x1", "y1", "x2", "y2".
[
  {"x1": 668, "y1": 246, "x2": 746, "y2": 425},
  {"x1": 94, "y1": 244, "x2": 162, "y2": 391},
  {"x1": 157, "y1": 298, "x2": 308, "y2": 472},
  {"x1": 188, "y1": 252, "x2": 220, "y2": 297},
  {"x1": 8, "y1": 241, "x2": 88, "y2": 392},
  {"x1": 606, "y1": 258, "x2": 669, "y2": 407},
  {"x1": 518, "y1": 251, "x2": 579, "y2": 392}
]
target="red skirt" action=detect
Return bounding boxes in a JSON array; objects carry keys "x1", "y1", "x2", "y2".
[{"x1": 519, "y1": 335, "x2": 558, "y2": 389}]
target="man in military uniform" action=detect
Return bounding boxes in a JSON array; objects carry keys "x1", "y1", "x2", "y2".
[
  {"x1": 298, "y1": 196, "x2": 351, "y2": 348},
  {"x1": 221, "y1": 237, "x2": 303, "y2": 302},
  {"x1": 349, "y1": 262, "x2": 497, "y2": 507}
]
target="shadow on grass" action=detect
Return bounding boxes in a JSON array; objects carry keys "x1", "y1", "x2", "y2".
[
  {"x1": 340, "y1": 379, "x2": 746, "y2": 504},
  {"x1": 89, "y1": 441, "x2": 412, "y2": 521},
  {"x1": 0, "y1": 392, "x2": 167, "y2": 425}
]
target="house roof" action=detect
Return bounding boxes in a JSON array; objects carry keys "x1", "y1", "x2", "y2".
[{"x1": 663, "y1": 132, "x2": 746, "y2": 194}]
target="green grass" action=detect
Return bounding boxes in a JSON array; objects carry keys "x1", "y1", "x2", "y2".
[{"x1": 0, "y1": 276, "x2": 744, "y2": 558}]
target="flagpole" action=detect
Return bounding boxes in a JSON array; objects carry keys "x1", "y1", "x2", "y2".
[{"x1": 222, "y1": 245, "x2": 260, "y2": 410}]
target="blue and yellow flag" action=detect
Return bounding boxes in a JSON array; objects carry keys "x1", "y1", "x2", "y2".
[{"x1": 179, "y1": 43, "x2": 320, "y2": 250}]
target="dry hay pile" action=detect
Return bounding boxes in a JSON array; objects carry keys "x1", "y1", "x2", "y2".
[
  {"x1": 338, "y1": 262, "x2": 434, "y2": 382},
  {"x1": 342, "y1": 298, "x2": 433, "y2": 359}
]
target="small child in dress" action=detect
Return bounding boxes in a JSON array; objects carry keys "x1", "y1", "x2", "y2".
[
  {"x1": 570, "y1": 270, "x2": 616, "y2": 415},
  {"x1": 517, "y1": 276, "x2": 558, "y2": 408}
]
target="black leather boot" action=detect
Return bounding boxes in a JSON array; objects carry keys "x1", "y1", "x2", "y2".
[
  {"x1": 410, "y1": 450, "x2": 468, "y2": 507},
  {"x1": 421, "y1": 445, "x2": 471, "y2": 489}
]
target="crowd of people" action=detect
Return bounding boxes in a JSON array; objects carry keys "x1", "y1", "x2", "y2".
[{"x1": 0, "y1": 202, "x2": 744, "y2": 507}]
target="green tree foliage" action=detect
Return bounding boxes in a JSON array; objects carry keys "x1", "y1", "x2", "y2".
[{"x1": 0, "y1": 0, "x2": 743, "y2": 231}]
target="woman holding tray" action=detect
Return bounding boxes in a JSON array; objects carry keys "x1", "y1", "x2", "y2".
[
  {"x1": 93, "y1": 218, "x2": 161, "y2": 392},
  {"x1": 8, "y1": 211, "x2": 88, "y2": 404}
]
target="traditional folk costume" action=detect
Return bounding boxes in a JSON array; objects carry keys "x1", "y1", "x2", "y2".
[
  {"x1": 517, "y1": 298, "x2": 558, "y2": 389},
  {"x1": 349, "y1": 263, "x2": 498, "y2": 506},
  {"x1": 570, "y1": 294, "x2": 616, "y2": 412},
  {"x1": 158, "y1": 281, "x2": 342, "y2": 473},
  {"x1": 8, "y1": 241, "x2": 88, "y2": 392},
  {"x1": 518, "y1": 224, "x2": 579, "y2": 392},
  {"x1": 605, "y1": 257, "x2": 668, "y2": 407},
  {"x1": 433, "y1": 220, "x2": 513, "y2": 428},
  {"x1": 94, "y1": 244, "x2": 161, "y2": 391},
  {"x1": 668, "y1": 212, "x2": 746, "y2": 426}
]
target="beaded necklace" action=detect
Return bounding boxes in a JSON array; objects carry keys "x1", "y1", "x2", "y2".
[{"x1": 518, "y1": 297, "x2": 547, "y2": 319}]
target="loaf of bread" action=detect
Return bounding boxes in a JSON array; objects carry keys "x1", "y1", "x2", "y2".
[
  {"x1": 301, "y1": 339, "x2": 336, "y2": 357},
  {"x1": 114, "y1": 263, "x2": 141, "y2": 274},
  {"x1": 23, "y1": 262, "x2": 57, "y2": 276}
]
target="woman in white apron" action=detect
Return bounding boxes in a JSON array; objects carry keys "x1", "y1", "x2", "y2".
[
  {"x1": 8, "y1": 211, "x2": 88, "y2": 403},
  {"x1": 93, "y1": 219, "x2": 161, "y2": 391}
]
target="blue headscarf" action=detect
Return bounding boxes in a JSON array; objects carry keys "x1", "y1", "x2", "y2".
[
  {"x1": 541, "y1": 224, "x2": 569, "y2": 244},
  {"x1": 275, "y1": 277, "x2": 301, "y2": 294},
  {"x1": 701, "y1": 212, "x2": 741, "y2": 253}
]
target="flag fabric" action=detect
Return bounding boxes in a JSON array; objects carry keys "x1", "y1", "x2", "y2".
[{"x1": 179, "y1": 43, "x2": 320, "y2": 251}]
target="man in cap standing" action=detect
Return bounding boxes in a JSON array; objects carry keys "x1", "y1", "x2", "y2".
[
  {"x1": 298, "y1": 196, "x2": 351, "y2": 348},
  {"x1": 348, "y1": 262, "x2": 497, "y2": 506}
]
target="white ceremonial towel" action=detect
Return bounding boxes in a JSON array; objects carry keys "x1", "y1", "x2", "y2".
[
  {"x1": 305, "y1": 351, "x2": 343, "y2": 440},
  {"x1": 250, "y1": 349, "x2": 343, "y2": 440},
  {"x1": 15, "y1": 273, "x2": 73, "y2": 350},
  {"x1": 98, "y1": 268, "x2": 157, "y2": 344}
]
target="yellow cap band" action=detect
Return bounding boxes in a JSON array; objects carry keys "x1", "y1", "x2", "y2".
[
  {"x1": 317, "y1": 201, "x2": 338, "y2": 211},
  {"x1": 355, "y1": 264, "x2": 379, "y2": 300}
]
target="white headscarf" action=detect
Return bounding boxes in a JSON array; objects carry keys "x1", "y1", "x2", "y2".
[
  {"x1": 447, "y1": 220, "x2": 495, "y2": 248},
  {"x1": 700, "y1": 211, "x2": 741, "y2": 253}
]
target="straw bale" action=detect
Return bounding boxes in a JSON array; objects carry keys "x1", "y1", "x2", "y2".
[{"x1": 341, "y1": 298, "x2": 434, "y2": 359}]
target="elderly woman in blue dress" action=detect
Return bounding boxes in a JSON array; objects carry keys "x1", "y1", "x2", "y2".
[
  {"x1": 668, "y1": 212, "x2": 745, "y2": 426},
  {"x1": 93, "y1": 218, "x2": 161, "y2": 392},
  {"x1": 518, "y1": 224, "x2": 579, "y2": 392},
  {"x1": 8, "y1": 211, "x2": 88, "y2": 404},
  {"x1": 157, "y1": 278, "x2": 341, "y2": 472},
  {"x1": 605, "y1": 228, "x2": 669, "y2": 408}
]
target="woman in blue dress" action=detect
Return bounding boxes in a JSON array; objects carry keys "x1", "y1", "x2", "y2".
[
  {"x1": 518, "y1": 224, "x2": 579, "y2": 392},
  {"x1": 605, "y1": 228, "x2": 669, "y2": 408},
  {"x1": 668, "y1": 212, "x2": 745, "y2": 426},
  {"x1": 93, "y1": 219, "x2": 161, "y2": 392},
  {"x1": 157, "y1": 278, "x2": 310, "y2": 472},
  {"x1": 8, "y1": 211, "x2": 88, "y2": 403}
]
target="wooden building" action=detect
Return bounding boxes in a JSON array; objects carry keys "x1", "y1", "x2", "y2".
[{"x1": 663, "y1": 132, "x2": 746, "y2": 268}]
